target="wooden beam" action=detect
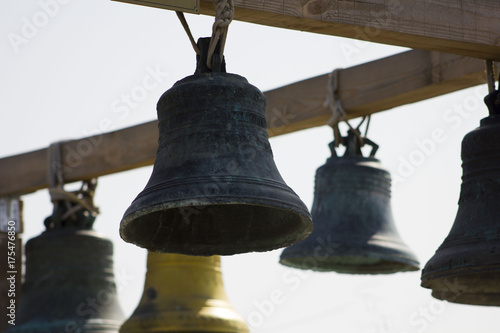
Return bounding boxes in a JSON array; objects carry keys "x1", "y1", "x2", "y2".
[
  {"x1": 113, "y1": 0, "x2": 500, "y2": 60},
  {"x1": 202, "y1": 1, "x2": 500, "y2": 60},
  {"x1": 116, "y1": 0, "x2": 200, "y2": 13},
  {"x1": 0, "y1": 50, "x2": 495, "y2": 196},
  {"x1": 0, "y1": 121, "x2": 159, "y2": 197},
  {"x1": 265, "y1": 49, "x2": 496, "y2": 136}
]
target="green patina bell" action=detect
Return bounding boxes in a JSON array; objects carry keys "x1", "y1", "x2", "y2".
[
  {"x1": 8, "y1": 180, "x2": 124, "y2": 333},
  {"x1": 421, "y1": 90, "x2": 500, "y2": 306},
  {"x1": 119, "y1": 38, "x2": 312, "y2": 256},
  {"x1": 280, "y1": 130, "x2": 419, "y2": 274}
]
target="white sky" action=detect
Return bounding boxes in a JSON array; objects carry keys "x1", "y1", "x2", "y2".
[{"x1": 2, "y1": 0, "x2": 499, "y2": 332}]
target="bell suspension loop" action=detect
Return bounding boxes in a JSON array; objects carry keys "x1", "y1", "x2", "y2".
[
  {"x1": 46, "y1": 142, "x2": 99, "y2": 230},
  {"x1": 324, "y1": 68, "x2": 372, "y2": 149},
  {"x1": 175, "y1": 0, "x2": 233, "y2": 71},
  {"x1": 327, "y1": 113, "x2": 376, "y2": 159}
]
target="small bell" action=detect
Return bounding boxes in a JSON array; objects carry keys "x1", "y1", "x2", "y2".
[
  {"x1": 421, "y1": 88, "x2": 500, "y2": 305},
  {"x1": 8, "y1": 180, "x2": 125, "y2": 333},
  {"x1": 280, "y1": 129, "x2": 419, "y2": 274},
  {"x1": 120, "y1": 252, "x2": 249, "y2": 332},
  {"x1": 119, "y1": 38, "x2": 312, "y2": 256}
]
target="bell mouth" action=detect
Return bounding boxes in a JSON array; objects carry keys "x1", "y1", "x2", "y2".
[
  {"x1": 279, "y1": 236, "x2": 420, "y2": 274},
  {"x1": 280, "y1": 255, "x2": 419, "y2": 274},
  {"x1": 7, "y1": 319, "x2": 125, "y2": 333},
  {"x1": 420, "y1": 239, "x2": 500, "y2": 305},
  {"x1": 120, "y1": 202, "x2": 312, "y2": 256},
  {"x1": 422, "y1": 270, "x2": 500, "y2": 306},
  {"x1": 431, "y1": 289, "x2": 500, "y2": 307}
]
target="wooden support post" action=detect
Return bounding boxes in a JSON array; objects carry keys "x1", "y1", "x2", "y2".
[{"x1": 0, "y1": 50, "x2": 496, "y2": 196}]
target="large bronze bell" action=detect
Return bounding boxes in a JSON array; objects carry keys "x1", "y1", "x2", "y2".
[
  {"x1": 8, "y1": 181, "x2": 124, "y2": 332},
  {"x1": 280, "y1": 130, "x2": 420, "y2": 274},
  {"x1": 120, "y1": 251, "x2": 249, "y2": 332},
  {"x1": 119, "y1": 38, "x2": 312, "y2": 256},
  {"x1": 421, "y1": 90, "x2": 500, "y2": 306}
]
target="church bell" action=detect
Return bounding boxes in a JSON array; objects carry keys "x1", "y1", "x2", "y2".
[
  {"x1": 119, "y1": 38, "x2": 312, "y2": 256},
  {"x1": 280, "y1": 129, "x2": 420, "y2": 274},
  {"x1": 8, "y1": 180, "x2": 124, "y2": 332},
  {"x1": 421, "y1": 88, "x2": 500, "y2": 306},
  {"x1": 120, "y1": 251, "x2": 249, "y2": 332}
]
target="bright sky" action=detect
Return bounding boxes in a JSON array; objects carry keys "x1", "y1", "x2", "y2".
[{"x1": 2, "y1": 0, "x2": 499, "y2": 332}]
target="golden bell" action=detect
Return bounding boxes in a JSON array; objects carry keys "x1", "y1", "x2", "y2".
[{"x1": 120, "y1": 252, "x2": 249, "y2": 332}]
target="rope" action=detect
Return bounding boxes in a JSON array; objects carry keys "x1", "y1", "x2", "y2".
[
  {"x1": 324, "y1": 69, "x2": 364, "y2": 147},
  {"x1": 48, "y1": 142, "x2": 65, "y2": 189},
  {"x1": 176, "y1": 11, "x2": 201, "y2": 55},
  {"x1": 364, "y1": 114, "x2": 372, "y2": 138},
  {"x1": 47, "y1": 142, "x2": 99, "y2": 227},
  {"x1": 49, "y1": 186, "x2": 99, "y2": 218},
  {"x1": 486, "y1": 60, "x2": 496, "y2": 93},
  {"x1": 207, "y1": 0, "x2": 234, "y2": 69}
]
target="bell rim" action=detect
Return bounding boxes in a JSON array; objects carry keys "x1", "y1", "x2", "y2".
[
  {"x1": 430, "y1": 289, "x2": 500, "y2": 307},
  {"x1": 120, "y1": 310, "x2": 250, "y2": 333},
  {"x1": 121, "y1": 195, "x2": 312, "y2": 222},
  {"x1": 120, "y1": 200, "x2": 313, "y2": 256},
  {"x1": 421, "y1": 238, "x2": 500, "y2": 282},
  {"x1": 421, "y1": 262, "x2": 500, "y2": 285},
  {"x1": 279, "y1": 252, "x2": 420, "y2": 274},
  {"x1": 6, "y1": 318, "x2": 124, "y2": 332},
  {"x1": 279, "y1": 258, "x2": 420, "y2": 274},
  {"x1": 279, "y1": 233, "x2": 420, "y2": 274},
  {"x1": 421, "y1": 269, "x2": 500, "y2": 306}
]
